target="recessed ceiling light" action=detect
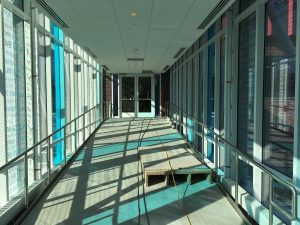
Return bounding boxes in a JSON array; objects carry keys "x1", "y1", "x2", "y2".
[{"x1": 131, "y1": 11, "x2": 137, "y2": 17}]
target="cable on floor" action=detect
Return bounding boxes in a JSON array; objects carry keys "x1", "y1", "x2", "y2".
[
  {"x1": 155, "y1": 130, "x2": 192, "y2": 225},
  {"x1": 137, "y1": 118, "x2": 152, "y2": 225}
]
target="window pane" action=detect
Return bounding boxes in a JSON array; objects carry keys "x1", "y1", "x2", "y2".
[
  {"x1": 240, "y1": 0, "x2": 255, "y2": 13},
  {"x1": 122, "y1": 77, "x2": 134, "y2": 99},
  {"x1": 138, "y1": 77, "x2": 151, "y2": 99},
  {"x1": 263, "y1": 0, "x2": 296, "y2": 178},
  {"x1": 220, "y1": 35, "x2": 225, "y2": 135},
  {"x1": 122, "y1": 100, "x2": 134, "y2": 112},
  {"x1": 237, "y1": 13, "x2": 256, "y2": 195},
  {"x1": 4, "y1": 9, "x2": 25, "y2": 199},
  {"x1": 51, "y1": 40, "x2": 65, "y2": 165},
  {"x1": 8, "y1": 0, "x2": 23, "y2": 10},
  {"x1": 198, "y1": 52, "x2": 203, "y2": 123},
  {"x1": 38, "y1": 32, "x2": 47, "y2": 140},
  {"x1": 139, "y1": 100, "x2": 151, "y2": 112}
]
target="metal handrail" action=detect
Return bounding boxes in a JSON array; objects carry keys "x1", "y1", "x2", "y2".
[
  {"x1": 0, "y1": 101, "x2": 109, "y2": 172},
  {"x1": 166, "y1": 101, "x2": 298, "y2": 223},
  {"x1": 0, "y1": 101, "x2": 112, "y2": 210}
]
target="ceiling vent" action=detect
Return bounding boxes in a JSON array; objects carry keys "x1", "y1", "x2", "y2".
[
  {"x1": 36, "y1": 0, "x2": 69, "y2": 28},
  {"x1": 102, "y1": 65, "x2": 109, "y2": 71},
  {"x1": 163, "y1": 65, "x2": 169, "y2": 70},
  {"x1": 127, "y1": 58, "x2": 144, "y2": 61},
  {"x1": 173, "y1": 48, "x2": 186, "y2": 59},
  {"x1": 84, "y1": 47, "x2": 98, "y2": 58},
  {"x1": 142, "y1": 70, "x2": 152, "y2": 73},
  {"x1": 197, "y1": 0, "x2": 230, "y2": 30}
]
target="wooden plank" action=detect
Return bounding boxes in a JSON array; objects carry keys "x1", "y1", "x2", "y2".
[{"x1": 138, "y1": 144, "x2": 171, "y2": 186}]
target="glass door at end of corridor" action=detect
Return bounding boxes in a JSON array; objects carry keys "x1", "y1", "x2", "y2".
[
  {"x1": 121, "y1": 77, "x2": 135, "y2": 117},
  {"x1": 137, "y1": 76, "x2": 154, "y2": 117}
]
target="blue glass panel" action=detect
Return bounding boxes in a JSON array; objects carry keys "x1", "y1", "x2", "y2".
[
  {"x1": 59, "y1": 27, "x2": 64, "y2": 42},
  {"x1": 187, "y1": 118, "x2": 193, "y2": 144},
  {"x1": 51, "y1": 40, "x2": 65, "y2": 165},
  {"x1": 51, "y1": 22, "x2": 59, "y2": 39},
  {"x1": 207, "y1": 142, "x2": 214, "y2": 162}
]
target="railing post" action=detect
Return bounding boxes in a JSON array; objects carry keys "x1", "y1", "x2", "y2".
[
  {"x1": 215, "y1": 136, "x2": 219, "y2": 180},
  {"x1": 63, "y1": 126, "x2": 67, "y2": 164},
  {"x1": 235, "y1": 152, "x2": 239, "y2": 205},
  {"x1": 74, "y1": 119, "x2": 77, "y2": 151},
  {"x1": 164, "y1": 101, "x2": 167, "y2": 118},
  {"x1": 94, "y1": 107, "x2": 97, "y2": 127},
  {"x1": 24, "y1": 154, "x2": 29, "y2": 208},
  {"x1": 83, "y1": 114, "x2": 86, "y2": 142},
  {"x1": 110, "y1": 102, "x2": 113, "y2": 118},
  {"x1": 89, "y1": 110, "x2": 91, "y2": 135},
  {"x1": 201, "y1": 123, "x2": 205, "y2": 162},
  {"x1": 269, "y1": 176, "x2": 273, "y2": 225},
  {"x1": 47, "y1": 137, "x2": 51, "y2": 183},
  {"x1": 177, "y1": 107, "x2": 179, "y2": 131},
  {"x1": 185, "y1": 112, "x2": 188, "y2": 142}
]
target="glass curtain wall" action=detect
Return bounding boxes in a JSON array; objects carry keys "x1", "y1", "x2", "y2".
[
  {"x1": 0, "y1": 4, "x2": 101, "y2": 210},
  {"x1": 168, "y1": 0, "x2": 299, "y2": 224}
]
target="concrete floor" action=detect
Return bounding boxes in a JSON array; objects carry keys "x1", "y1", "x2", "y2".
[{"x1": 21, "y1": 118, "x2": 246, "y2": 225}]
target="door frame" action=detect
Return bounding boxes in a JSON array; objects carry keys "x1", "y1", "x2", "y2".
[{"x1": 119, "y1": 74, "x2": 155, "y2": 118}]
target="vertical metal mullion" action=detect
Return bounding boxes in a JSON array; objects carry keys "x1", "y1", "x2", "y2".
[
  {"x1": 22, "y1": 11, "x2": 29, "y2": 204},
  {"x1": 224, "y1": 6, "x2": 233, "y2": 180},
  {"x1": 231, "y1": 4, "x2": 239, "y2": 181},
  {"x1": 293, "y1": 0, "x2": 300, "y2": 223},
  {"x1": 1, "y1": 2, "x2": 9, "y2": 203},
  {"x1": 215, "y1": 33, "x2": 221, "y2": 168},
  {"x1": 30, "y1": 4, "x2": 38, "y2": 181},
  {"x1": 235, "y1": 152, "x2": 239, "y2": 204},
  {"x1": 253, "y1": 0, "x2": 265, "y2": 203},
  {"x1": 47, "y1": 137, "x2": 50, "y2": 183},
  {"x1": 0, "y1": 2, "x2": 9, "y2": 204},
  {"x1": 74, "y1": 118, "x2": 77, "y2": 151},
  {"x1": 63, "y1": 126, "x2": 66, "y2": 164}
]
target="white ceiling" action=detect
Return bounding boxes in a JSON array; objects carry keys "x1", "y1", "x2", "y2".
[{"x1": 45, "y1": 0, "x2": 221, "y2": 74}]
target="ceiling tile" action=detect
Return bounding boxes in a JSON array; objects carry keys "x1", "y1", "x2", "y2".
[
  {"x1": 151, "y1": 0, "x2": 194, "y2": 29},
  {"x1": 71, "y1": 0, "x2": 119, "y2": 29},
  {"x1": 42, "y1": 0, "x2": 223, "y2": 73}
]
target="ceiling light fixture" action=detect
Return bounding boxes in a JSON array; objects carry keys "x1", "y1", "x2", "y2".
[{"x1": 131, "y1": 11, "x2": 137, "y2": 17}]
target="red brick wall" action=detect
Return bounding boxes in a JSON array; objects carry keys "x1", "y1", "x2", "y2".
[{"x1": 103, "y1": 69, "x2": 112, "y2": 103}]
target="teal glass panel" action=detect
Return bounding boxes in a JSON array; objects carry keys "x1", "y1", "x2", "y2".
[
  {"x1": 51, "y1": 40, "x2": 65, "y2": 165},
  {"x1": 187, "y1": 118, "x2": 193, "y2": 144}
]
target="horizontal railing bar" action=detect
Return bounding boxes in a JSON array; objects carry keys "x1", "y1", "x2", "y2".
[
  {"x1": 167, "y1": 101, "x2": 298, "y2": 220},
  {"x1": 0, "y1": 102, "x2": 108, "y2": 172}
]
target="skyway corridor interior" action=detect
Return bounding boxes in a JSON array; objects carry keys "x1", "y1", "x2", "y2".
[{"x1": 21, "y1": 118, "x2": 245, "y2": 225}]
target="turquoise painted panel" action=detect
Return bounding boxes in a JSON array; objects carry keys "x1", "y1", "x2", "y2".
[
  {"x1": 81, "y1": 180, "x2": 214, "y2": 225},
  {"x1": 84, "y1": 133, "x2": 183, "y2": 159}
]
